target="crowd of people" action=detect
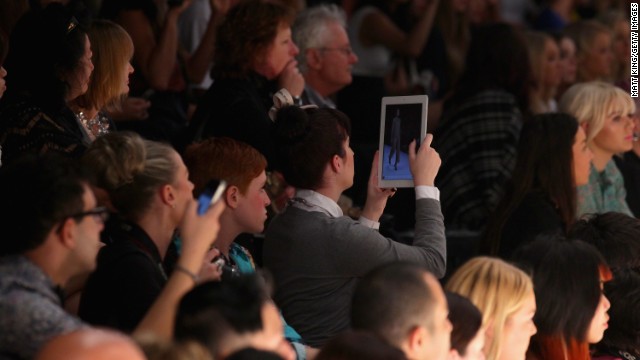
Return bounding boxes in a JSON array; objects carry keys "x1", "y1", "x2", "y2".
[{"x1": 0, "y1": 0, "x2": 638, "y2": 359}]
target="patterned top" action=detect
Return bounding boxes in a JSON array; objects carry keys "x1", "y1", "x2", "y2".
[
  {"x1": 0, "y1": 256, "x2": 84, "y2": 359},
  {"x1": 577, "y1": 161, "x2": 633, "y2": 218},
  {"x1": 0, "y1": 97, "x2": 88, "y2": 165},
  {"x1": 433, "y1": 89, "x2": 523, "y2": 231}
]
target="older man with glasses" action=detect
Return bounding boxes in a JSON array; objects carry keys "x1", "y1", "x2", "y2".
[{"x1": 293, "y1": 4, "x2": 358, "y2": 109}]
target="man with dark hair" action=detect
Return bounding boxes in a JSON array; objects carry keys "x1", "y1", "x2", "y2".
[
  {"x1": 568, "y1": 211, "x2": 640, "y2": 270},
  {"x1": 0, "y1": 153, "x2": 106, "y2": 359},
  {"x1": 175, "y1": 274, "x2": 295, "y2": 360},
  {"x1": 351, "y1": 262, "x2": 452, "y2": 360}
]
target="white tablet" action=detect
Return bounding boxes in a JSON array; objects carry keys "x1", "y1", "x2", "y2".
[{"x1": 378, "y1": 95, "x2": 429, "y2": 188}]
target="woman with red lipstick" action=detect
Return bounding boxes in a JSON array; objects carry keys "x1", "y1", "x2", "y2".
[
  {"x1": 511, "y1": 236, "x2": 612, "y2": 360},
  {"x1": 559, "y1": 81, "x2": 636, "y2": 218}
]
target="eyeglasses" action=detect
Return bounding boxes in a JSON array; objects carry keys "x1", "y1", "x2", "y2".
[
  {"x1": 68, "y1": 206, "x2": 110, "y2": 224},
  {"x1": 318, "y1": 46, "x2": 354, "y2": 57}
]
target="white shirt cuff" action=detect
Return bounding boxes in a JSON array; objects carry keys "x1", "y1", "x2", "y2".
[
  {"x1": 416, "y1": 185, "x2": 440, "y2": 201},
  {"x1": 358, "y1": 216, "x2": 380, "y2": 230}
]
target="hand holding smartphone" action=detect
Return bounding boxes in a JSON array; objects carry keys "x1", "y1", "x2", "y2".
[{"x1": 197, "y1": 179, "x2": 227, "y2": 215}]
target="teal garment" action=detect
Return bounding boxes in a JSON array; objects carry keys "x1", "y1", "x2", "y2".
[
  {"x1": 577, "y1": 161, "x2": 633, "y2": 217},
  {"x1": 229, "y1": 243, "x2": 305, "y2": 345}
]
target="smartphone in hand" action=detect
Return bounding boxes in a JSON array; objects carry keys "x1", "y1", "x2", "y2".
[{"x1": 197, "y1": 179, "x2": 227, "y2": 215}]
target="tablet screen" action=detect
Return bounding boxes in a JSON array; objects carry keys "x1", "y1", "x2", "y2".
[{"x1": 378, "y1": 95, "x2": 428, "y2": 188}]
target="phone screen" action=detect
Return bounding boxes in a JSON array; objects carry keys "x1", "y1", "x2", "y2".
[{"x1": 197, "y1": 179, "x2": 227, "y2": 215}]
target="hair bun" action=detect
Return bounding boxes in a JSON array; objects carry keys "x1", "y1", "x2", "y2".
[{"x1": 274, "y1": 104, "x2": 311, "y2": 144}]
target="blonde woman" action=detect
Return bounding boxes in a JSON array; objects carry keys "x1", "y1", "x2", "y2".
[
  {"x1": 564, "y1": 20, "x2": 613, "y2": 83},
  {"x1": 559, "y1": 81, "x2": 635, "y2": 217},
  {"x1": 70, "y1": 20, "x2": 136, "y2": 141},
  {"x1": 445, "y1": 257, "x2": 537, "y2": 360},
  {"x1": 525, "y1": 31, "x2": 562, "y2": 114}
]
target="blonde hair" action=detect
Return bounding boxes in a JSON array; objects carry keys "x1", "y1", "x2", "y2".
[
  {"x1": 75, "y1": 19, "x2": 134, "y2": 112},
  {"x1": 525, "y1": 31, "x2": 558, "y2": 114},
  {"x1": 82, "y1": 131, "x2": 178, "y2": 222},
  {"x1": 559, "y1": 81, "x2": 635, "y2": 144},
  {"x1": 445, "y1": 257, "x2": 534, "y2": 360}
]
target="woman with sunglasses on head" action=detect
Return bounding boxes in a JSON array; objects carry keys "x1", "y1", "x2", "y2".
[{"x1": 0, "y1": 3, "x2": 93, "y2": 166}]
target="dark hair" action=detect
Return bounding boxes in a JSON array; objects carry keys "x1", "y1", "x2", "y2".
[
  {"x1": 351, "y1": 262, "x2": 436, "y2": 347},
  {"x1": 446, "y1": 292, "x2": 482, "y2": 356},
  {"x1": 568, "y1": 212, "x2": 640, "y2": 271},
  {"x1": 595, "y1": 268, "x2": 640, "y2": 354},
  {"x1": 511, "y1": 236, "x2": 611, "y2": 358},
  {"x1": 315, "y1": 331, "x2": 408, "y2": 360},
  {"x1": 174, "y1": 275, "x2": 271, "y2": 355},
  {"x1": 2, "y1": 3, "x2": 89, "y2": 112},
  {"x1": 0, "y1": 153, "x2": 87, "y2": 255},
  {"x1": 273, "y1": 106, "x2": 350, "y2": 190},
  {"x1": 482, "y1": 113, "x2": 579, "y2": 255},
  {"x1": 446, "y1": 22, "x2": 531, "y2": 114},
  {"x1": 0, "y1": 30, "x2": 7, "y2": 65},
  {"x1": 213, "y1": 1, "x2": 295, "y2": 79}
]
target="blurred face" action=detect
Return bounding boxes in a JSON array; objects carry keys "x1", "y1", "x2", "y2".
[
  {"x1": 425, "y1": 275, "x2": 453, "y2": 360},
  {"x1": 0, "y1": 66, "x2": 6, "y2": 98},
  {"x1": 171, "y1": 152, "x2": 196, "y2": 223},
  {"x1": 258, "y1": 24, "x2": 299, "y2": 80},
  {"x1": 560, "y1": 37, "x2": 577, "y2": 84},
  {"x1": 542, "y1": 39, "x2": 561, "y2": 88},
  {"x1": 581, "y1": 32, "x2": 612, "y2": 81},
  {"x1": 586, "y1": 280, "x2": 611, "y2": 343},
  {"x1": 497, "y1": 292, "x2": 537, "y2": 360},
  {"x1": 592, "y1": 102, "x2": 636, "y2": 156},
  {"x1": 121, "y1": 62, "x2": 134, "y2": 94},
  {"x1": 236, "y1": 171, "x2": 271, "y2": 233},
  {"x1": 613, "y1": 20, "x2": 631, "y2": 67},
  {"x1": 572, "y1": 126, "x2": 593, "y2": 186},
  {"x1": 313, "y1": 23, "x2": 358, "y2": 95},
  {"x1": 340, "y1": 137, "x2": 355, "y2": 191},
  {"x1": 458, "y1": 329, "x2": 485, "y2": 360},
  {"x1": 66, "y1": 35, "x2": 94, "y2": 101},
  {"x1": 71, "y1": 185, "x2": 105, "y2": 273}
]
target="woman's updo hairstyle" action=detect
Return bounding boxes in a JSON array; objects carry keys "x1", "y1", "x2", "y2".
[
  {"x1": 82, "y1": 131, "x2": 178, "y2": 221},
  {"x1": 274, "y1": 105, "x2": 350, "y2": 190}
]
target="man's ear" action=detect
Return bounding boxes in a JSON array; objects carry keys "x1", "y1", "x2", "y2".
[
  {"x1": 57, "y1": 218, "x2": 77, "y2": 249},
  {"x1": 225, "y1": 186, "x2": 241, "y2": 209},
  {"x1": 404, "y1": 325, "x2": 429, "y2": 359},
  {"x1": 306, "y1": 48, "x2": 323, "y2": 70}
]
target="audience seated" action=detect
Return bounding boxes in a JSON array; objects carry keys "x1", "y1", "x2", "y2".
[
  {"x1": 592, "y1": 268, "x2": 640, "y2": 360},
  {"x1": 264, "y1": 101, "x2": 445, "y2": 347},
  {"x1": 78, "y1": 131, "x2": 223, "y2": 333},
  {"x1": 188, "y1": 0, "x2": 303, "y2": 170},
  {"x1": 482, "y1": 113, "x2": 592, "y2": 258},
  {"x1": 0, "y1": 154, "x2": 100, "y2": 359},
  {"x1": 559, "y1": 81, "x2": 635, "y2": 217},
  {"x1": 445, "y1": 257, "x2": 537, "y2": 360},
  {"x1": 99, "y1": 0, "x2": 217, "y2": 146},
  {"x1": 293, "y1": 4, "x2": 357, "y2": 109},
  {"x1": 0, "y1": 4, "x2": 93, "y2": 165},
  {"x1": 69, "y1": 19, "x2": 134, "y2": 140},
  {"x1": 445, "y1": 292, "x2": 484, "y2": 360},
  {"x1": 433, "y1": 22, "x2": 531, "y2": 234},
  {"x1": 315, "y1": 331, "x2": 408, "y2": 360},
  {"x1": 36, "y1": 328, "x2": 146, "y2": 360},
  {"x1": 568, "y1": 212, "x2": 640, "y2": 271},
  {"x1": 351, "y1": 262, "x2": 451, "y2": 360},
  {"x1": 174, "y1": 275, "x2": 295, "y2": 360},
  {"x1": 525, "y1": 30, "x2": 562, "y2": 114},
  {"x1": 564, "y1": 20, "x2": 613, "y2": 83},
  {"x1": 183, "y1": 137, "x2": 315, "y2": 359},
  {"x1": 613, "y1": 113, "x2": 640, "y2": 217},
  {"x1": 511, "y1": 236, "x2": 611, "y2": 360},
  {"x1": 554, "y1": 32, "x2": 578, "y2": 101}
]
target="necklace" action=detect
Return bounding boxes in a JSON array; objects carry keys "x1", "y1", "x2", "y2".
[{"x1": 76, "y1": 111, "x2": 111, "y2": 139}]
